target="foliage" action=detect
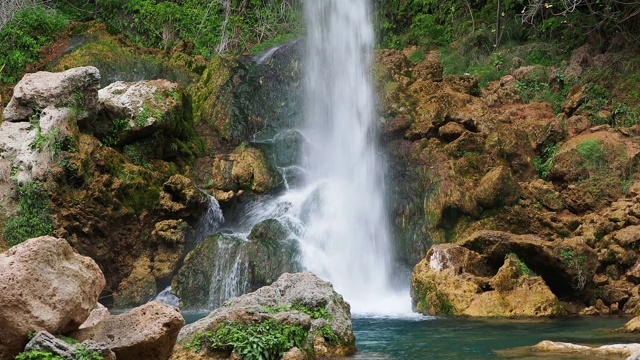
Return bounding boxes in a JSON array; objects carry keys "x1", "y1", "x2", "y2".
[
  {"x1": 559, "y1": 248, "x2": 586, "y2": 290},
  {"x1": 0, "y1": 6, "x2": 68, "y2": 84},
  {"x1": 186, "y1": 320, "x2": 308, "y2": 360},
  {"x1": 4, "y1": 181, "x2": 54, "y2": 247},
  {"x1": 263, "y1": 303, "x2": 331, "y2": 320},
  {"x1": 505, "y1": 253, "x2": 536, "y2": 276},
  {"x1": 15, "y1": 346, "x2": 103, "y2": 360},
  {"x1": 576, "y1": 139, "x2": 605, "y2": 170},
  {"x1": 58, "y1": 0, "x2": 303, "y2": 57},
  {"x1": 317, "y1": 324, "x2": 340, "y2": 346},
  {"x1": 532, "y1": 142, "x2": 558, "y2": 180}
]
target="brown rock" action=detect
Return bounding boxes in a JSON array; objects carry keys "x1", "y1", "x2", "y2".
[
  {"x1": 613, "y1": 226, "x2": 640, "y2": 246},
  {"x1": 0, "y1": 236, "x2": 105, "y2": 360},
  {"x1": 620, "y1": 316, "x2": 640, "y2": 333},
  {"x1": 80, "y1": 304, "x2": 111, "y2": 329},
  {"x1": 210, "y1": 144, "x2": 284, "y2": 195},
  {"x1": 113, "y1": 256, "x2": 157, "y2": 308},
  {"x1": 70, "y1": 301, "x2": 184, "y2": 360},
  {"x1": 565, "y1": 115, "x2": 591, "y2": 137},
  {"x1": 438, "y1": 122, "x2": 466, "y2": 142},
  {"x1": 561, "y1": 85, "x2": 588, "y2": 115},
  {"x1": 474, "y1": 166, "x2": 521, "y2": 208},
  {"x1": 530, "y1": 340, "x2": 640, "y2": 357},
  {"x1": 412, "y1": 51, "x2": 443, "y2": 82}
]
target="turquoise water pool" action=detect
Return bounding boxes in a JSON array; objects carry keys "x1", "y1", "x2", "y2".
[{"x1": 183, "y1": 312, "x2": 637, "y2": 359}]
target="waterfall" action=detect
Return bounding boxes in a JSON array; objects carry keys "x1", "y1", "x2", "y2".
[{"x1": 299, "y1": 0, "x2": 410, "y2": 315}]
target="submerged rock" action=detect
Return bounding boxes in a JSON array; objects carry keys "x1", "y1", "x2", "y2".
[
  {"x1": 0, "y1": 236, "x2": 105, "y2": 360},
  {"x1": 70, "y1": 301, "x2": 184, "y2": 360},
  {"x1": 172, "y1": 272, "x2": 356, "y2": 360},
  {"x1": 531, "y1": 340, "x2": 640, "y2": 358}
]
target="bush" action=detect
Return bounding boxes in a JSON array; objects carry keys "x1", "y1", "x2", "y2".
[
  {"x1": 0, "y1": 6, "x2": 68, "y2": 84},
  {"x1": 3, "y1": 181, "x2": 54, "y2": 247}
]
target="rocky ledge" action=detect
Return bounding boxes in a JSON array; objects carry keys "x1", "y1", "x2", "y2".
[{"x1": 172, "y1": 272, "x2": 356, "y2": 360}]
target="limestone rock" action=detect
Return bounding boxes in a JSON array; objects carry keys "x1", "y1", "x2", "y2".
[
  {"x1": 70, "y1": 301, "x2": 184, "y2": 360},
  {"x1": 23, "y1": 331, "x2": 115, "y2": 360},
  {"x1": 209, "y1": 144, "x2": 284, "y2": 198},
  {"x1": 620, "y1": 316, "x2": 640, "y2": 333},
  {"x1": 92, "y1": 80, "x2": 188, "y2": 146},
  {"x1": 531, "y1": 340, "x2": 640, "y2": 358},
  {"x1": 474, "y1": 166, "x2": 521, "y2": 208},
  {"x1": 438, "y1": 122, "x2": 466, "y2": 142},
  {"x1": 80, "y1": 304, "x2": 111, "y2": 329},
  {"x1": 113, "y1": 256, "x2": 157, "y2": 308},
  {"x1": 411, "y1": 51, "x2": 443, "y2": 82},
  {"x1": 173, "y1": 219, "x2": 300, "y2": 309},
  {"x1": 173, "y1": 272, "x2": 356, "y2": 359},
  {"x1": 411, "y1": 243, "x2": 562, "y2": 317},
  {"x1": 2, "y1": 66, "x2": 100, "y2": 122},
  {"x1": 0, "y1": 236, "x2": 105, "y2": 360}
]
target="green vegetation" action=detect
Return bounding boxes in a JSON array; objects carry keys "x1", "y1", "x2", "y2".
[
  {"x1": 559, "y1": 248, "x2": 586, "y2": 291},
  {"x1": 0, "y1": 6, "x2": 68, "y2": 84},
  {"x1": 186, "y1": 319, "x2": 308, "y2": 360},
  {"x1": 15, "y1": 346, "x2": 103, "y2": 360},
  {"x1": 505, "y1": 253, "x2": 536, "y2": 276},
  {"x1": 533, "y1": 142, "x2": 558, "y2": 180},
  {"x1": 263, "y1": 303, "x2": 331, "y2": 320},
  {"x1": 576, "y1": 139, "x2": 605, "y2": 170},
  {"x1": 3, "y1": 181, "x2": 54, "y2": 247}
]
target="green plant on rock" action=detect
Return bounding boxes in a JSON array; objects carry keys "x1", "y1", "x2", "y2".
[
  {"x1": 4, "y1": 181, "x2": 54, "y2": 247},
  {"x1": 559, "y1": 248, "x2": 586, "y2": 291},
  {"x1": 15, "y1": 346, "x2": 103, "y2": 360},
  {"x1": 532, "y1": 142, "x2": 558, "y2": 180},
  {"x1": 187, "y1": 319, "x2": 309, "y2": 360},
  {"x1": 317, "y1": 324, "x2": 339, "y2": 346},
  {"x1": 505, "y1": 253, "x2": 536, "y2": 276}
]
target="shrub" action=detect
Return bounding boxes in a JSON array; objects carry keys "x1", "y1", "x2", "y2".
[
  {"x1": 3, "y1": 180, "x2": 54, "y2": 247},
  {"x1": 0, "y1": 6, "x2": 68, "y2": 84}
]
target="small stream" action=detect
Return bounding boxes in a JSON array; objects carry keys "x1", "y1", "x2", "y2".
[{"x1": 182, "y1": 313, "x2": 635, "y2": 359}]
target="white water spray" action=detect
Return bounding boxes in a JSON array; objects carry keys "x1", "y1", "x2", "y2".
[{"x1": 300, "y1": 0, "x2": 411, "y2": 315}]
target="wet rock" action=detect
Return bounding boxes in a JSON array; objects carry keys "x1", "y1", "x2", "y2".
[
  {"x1": 173, "y1": 272, "x2": 356, "y2": 359},
  {"x1": 0, "y1": 236, "x2": 105, "y2": 360},
  {"x1": 70, "y1": 301, "x2": 184, "y2": 360},
  {"x1": 172, "y1": 219, "x2": 300, "y2": 309},
  {"x1": 209, "y1": 144, "x2": 284, "y2": 198},
  {"x1": 620, "y1": 316, "x2": 640, "y2": 333}
]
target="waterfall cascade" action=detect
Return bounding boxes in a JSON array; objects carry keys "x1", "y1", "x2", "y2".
[{"x1": 192, "y1": 0, "x2": 411, "y2": 316}]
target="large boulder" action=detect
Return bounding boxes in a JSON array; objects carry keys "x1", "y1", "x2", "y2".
[
  {"x1": 91, "y1": 80, "x2": 192, "y2": 149},
  {"x1": 172, "y1": 218, "x2": 300, "y2": 309},
  {"x1": 207, "y1": 143, "x2": 284, "y2": 201},
  {"x1": 0, "y1": 67, "x2": 100, "y2": 183},
  {"x1": 0, "y1": 236, "x2": 105, "y2": 360},
  {"x1": 411, "y1": 243, "x2": 563, "y2": 317},
  {"x1": 172, "y1": 272, "x2": 356, "y2": 359},
  {"x1": 70, "y1": 301, "x2": 184, "y2": 360},
  {"x1": 2, "y1": 66, "x2": 100, "y2": 123}
]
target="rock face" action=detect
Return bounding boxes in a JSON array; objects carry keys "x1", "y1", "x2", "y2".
[
  {"x1": 0, "y1": 67, "x2": 100, "y2": 183},
  {"x1": 70, "y1": 301, "x2": 185, "y2": 360},
  {"x1": 530, "y1": 340, "x2": 640, "y2": 359},
  {"x1": 411, "y1": 241, "x2": 563, "y2": 317},
  {"x1": 172, "y1": 218, "x2": 301, "y2": 309},
  {"x1": 172, "y1": 272, "x2": 356, "y2": 359},
  {"x1": 0, "y1": 236, "x2": 105, "y2": 360}
]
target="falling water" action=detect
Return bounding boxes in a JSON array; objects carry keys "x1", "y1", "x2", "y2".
[{"x1": 300, "y1": 0, "x2": 410, "y2": 315}]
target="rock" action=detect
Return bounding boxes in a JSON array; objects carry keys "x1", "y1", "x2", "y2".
[
  {"x1": 80, "y1": 304, "x2": 110, "y2": 329},
  {"x1": 0, "y1": 236, "x2": 105, "y2": 360},
  {"x1": 209, "y1": 144, "x2": 284, "y2": 198},
  {"x1": 620, "y1": 316, "x2": 640, "y2": 333},
  {"x1": 92, "y1": 80, "x2": 189, "y2": 147},
  {"x1": 70, "y1": 301, "x2": 184, "y2": 360},
  {"x1": 113, "y1": 256, "x2": 157, "y2": 308},
  {"x1": 172, "y1": 219, "x2": 300, "y2": 309},
  {"x1": 474, "y1": 166, "x2": 521, "y2": 208},
  {"x1": 22, "y1": 331, "x2": 115, "y2": 360},
  {"x1": 459, "y1": 230, "x2": 598, "y2": 300},
  {"x1": 565, "y1": 115, "x2": 591, "y2": 137},
  {"x1": 561, "y1": 85, "x2": 588, "y2": 115},
  {"x1": 563, "y1": 44, "x2": 596, "y2": 79},
  {"x1": 531, "y1": 340, "x2": 640, "y2": 358},
  {"x1": 2, "y1": 67, "x2": 100, "y2": 122},
  {"x1": 411, "y1": 244, "x2": 562, "y2": 317},
  {"x1": 173, "y1": 272, "x2": 356, "y2": 359},
  {"x1": 438, "y1": 122, "x2": 466, "y2": 142},
  {"x1": 511, "y1": 65, "x2": 548, "y2": 82},
  {"x1": 411, "y1": 51, "x2": 443, "y2": 82}
]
